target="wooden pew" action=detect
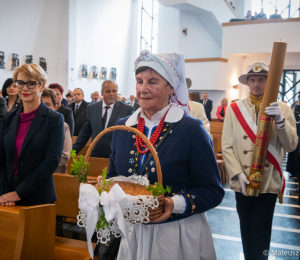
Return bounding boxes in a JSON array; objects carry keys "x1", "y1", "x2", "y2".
[
  {"x1": 66, "y1": 156, "x2": 110, "y2": 177},
  {"x1": 0, "y1": 204, "x2": 55, "y2": 260},
  {"x1": 54, "y1": 173, "x2": 83, "y2": 218},
  {"x1": 210, "y1": 120, "x2": 224, "y2": 153},
  {"x1": 53, "y1": 173, "x2": 98, "y2": 260},
  {"x1": 54, "y1": 173, "x2": 98, "y2": 218},
  {"x1": 213, "y1": 137, "x2": 218, "y2": 158},
  {"x1": 72, "y1": 137, "x2": 92, "y2": 156},
  {"x1": 212, "y1": 135, "x2": 229, "y2": 185}
]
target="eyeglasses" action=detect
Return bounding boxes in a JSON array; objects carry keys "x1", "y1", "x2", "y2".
[{"x1": 14, "y1": 80, "x2": 40, "y2": 89}]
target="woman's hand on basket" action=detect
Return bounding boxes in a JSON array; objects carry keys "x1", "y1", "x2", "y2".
[
  {"x1": 97, "y1": 175, "x2": 103, "y2": 183},
  {"x1": 149, "y1": 197, "x2": 174, "y2": 224},
  {"x1": 91, "y1": 175, "x2": 103, "y2": 189}
]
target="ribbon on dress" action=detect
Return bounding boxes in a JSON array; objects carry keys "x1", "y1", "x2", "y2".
[{"x1": 78, "y1": 183, "x2": 128, "y2": 259}]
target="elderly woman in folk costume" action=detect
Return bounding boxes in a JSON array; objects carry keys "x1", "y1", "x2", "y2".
[{"x1": 104, "y1": 50, "x2": 224, "y2": 260}]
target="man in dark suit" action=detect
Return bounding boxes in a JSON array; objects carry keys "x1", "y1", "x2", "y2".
[
  {"x1": 73, "y1": 80, "x2": 134, "y2": 158},
  {"x1": 128, "y1": 94, "x2": 140, "y2": 111},
  {"x1": 68, "y1": 88, "x2": 89, "y2": 136},
  {"x1": 199, "y1": 93, "x2": 213, "y2": 121}
]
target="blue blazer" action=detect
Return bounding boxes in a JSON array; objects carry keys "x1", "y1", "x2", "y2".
[
  {"x1": 108, "y1": 114, "x2": 224, "y2": 221},
  {"x1": 0, "y1": 101, "x2": 64, "y2": 206}
]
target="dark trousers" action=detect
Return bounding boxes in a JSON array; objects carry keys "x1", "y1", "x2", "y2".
[{"x1": 235, "y1": 192, "x2": 277, "y2": 260}]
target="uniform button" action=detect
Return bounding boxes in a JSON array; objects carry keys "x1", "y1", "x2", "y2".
[
  {"x1": 243, "y1": 150, "x2": 247, "y2": 154},
  {"x1": 20, "y1": 162, "x2": 23, "y2": 165},
  {"x1": 243, "y1": 165, "x2": 248, "y2": 169},
  {"x1": 265, "y1": 163, "x2": 269, "y2": 167},
  {"x1": 243, "y1": 135, "x2": 248, "y2": 139}
]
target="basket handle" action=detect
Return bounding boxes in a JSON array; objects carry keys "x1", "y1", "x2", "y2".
[{"x1": 84, "y1": 125, "x2": 163, "y2": 185}]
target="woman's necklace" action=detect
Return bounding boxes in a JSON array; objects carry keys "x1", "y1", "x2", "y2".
[{"x1": 136, "y1": 108, "x2": 170, "y2": 154}]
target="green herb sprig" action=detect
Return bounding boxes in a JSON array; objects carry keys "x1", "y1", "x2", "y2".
[
  {"x1": 96, "y1": 167, "x2": 114, "y2": 230},
  {"x1": 97, "y1": 167, "x2": 113, "y2": 195},
  {"x1": 69, "y1": 149, "x2": 90, "y2": 183},
  {"x1": 147, "y1": 183, "x2": 171, "y2": 197}
]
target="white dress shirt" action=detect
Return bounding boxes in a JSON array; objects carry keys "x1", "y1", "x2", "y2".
[
  {"x1": 129, "y1": 100, "x2": 135, "y2": 106},
  {"x1": 102, "y1": 101, "x2": 115, "y2": 129},
  {"x1": 74, "y1": 101, "x2": 83, "y2": 111}
]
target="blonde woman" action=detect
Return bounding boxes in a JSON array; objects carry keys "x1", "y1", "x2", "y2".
[{"x1": 0, "y1": 64, "x2": 64, "y2": 206}]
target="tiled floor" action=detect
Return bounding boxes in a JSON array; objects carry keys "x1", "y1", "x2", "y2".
[{"x1": 208, "y1": 171, "x2": 300, "y2": 260}]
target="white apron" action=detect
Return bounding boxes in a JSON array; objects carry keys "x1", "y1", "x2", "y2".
[{"x1": 117, "y1": 213, "x2": 217, "y2": 260}]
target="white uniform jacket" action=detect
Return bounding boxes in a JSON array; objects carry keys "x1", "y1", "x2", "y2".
[{"x1": 222, "y1": 97, "x2": 298, "y2": 194}]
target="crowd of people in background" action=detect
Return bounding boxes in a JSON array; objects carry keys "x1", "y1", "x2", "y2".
[
  {"x1": 1, "y1": 76, "x2": 298, "y2": 131},
  {"x1": 244, "y1": 8, "x2": 282, "y2": 21},
  {"x1": 0, "y1": 70, "x2": 143, "y2": 179}
]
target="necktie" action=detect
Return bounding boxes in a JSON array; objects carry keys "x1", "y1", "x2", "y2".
[
  {"x1": 102, "y1": 106, "x2": 110, "y2": 129},
  {"x1": 204, "y1": 100, "x2": 206, "y2": 106},
  {"x1": 75, "y1": 104, "x2": 79, "y2": 112}
]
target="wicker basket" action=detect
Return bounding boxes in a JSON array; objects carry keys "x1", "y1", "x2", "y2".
[{"x1": 84, "y1": 125, "x2": 164, "y2": 221}]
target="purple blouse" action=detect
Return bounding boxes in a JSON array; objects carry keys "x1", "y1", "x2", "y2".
[{"x1": 13, "y1": 108, "x2": 38, "y2": 176}]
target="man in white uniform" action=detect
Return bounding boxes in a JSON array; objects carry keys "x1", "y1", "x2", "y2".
[{"x1": 222, "y1": 62, "x2": 298, "y2": 260}]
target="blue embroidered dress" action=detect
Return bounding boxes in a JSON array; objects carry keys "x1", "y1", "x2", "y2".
[{"x1": 108, "y1": 105, "x2": 224, "y2": 260}]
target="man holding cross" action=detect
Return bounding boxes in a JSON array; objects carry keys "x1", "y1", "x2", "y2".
[{"x1": 222, "y1": 61, "x2": 298, "y2": 260}]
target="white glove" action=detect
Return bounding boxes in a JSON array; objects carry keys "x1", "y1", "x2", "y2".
[
  {"x1": 237, "y1": 173, "x2": 250, "y2": 196},
  {"x1": 265, "y1": 102, "x2": 284, "y2": 123}
]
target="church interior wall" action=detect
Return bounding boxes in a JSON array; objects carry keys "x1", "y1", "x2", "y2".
[
  {"x1": 126, "y1": 0, "x2": 181, "y2": 98},
  {"x1": 1, "y1": 1, "x2": 299, "y2": 113},
  {"x1": 179, "y1": 11, "x2": 222, "y2": 59},
  {"x1": 185, "y1": 54, "x2": 244, "y2": 119},
  {"x1": 124, "y1": 0, "x2": 139, "y2": 98},
  {"x1": 0, "y1": 0, "x2": 69, "y2": 93},
  {"x1": 74, "y1": 0, "x2": 135, "y2": 101},
  {"x1": 156, "y1": 2, "x2": 180, "y2": 54},
  {"x1": 222, "y1": 20, "x2": 300, "y2": 57}
]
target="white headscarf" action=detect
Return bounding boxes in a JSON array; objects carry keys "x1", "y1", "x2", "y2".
[{"x1": 134, "y1": 50, "x2": 190, "y2": 115}]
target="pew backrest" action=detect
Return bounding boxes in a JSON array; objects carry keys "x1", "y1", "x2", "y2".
[
  {"x1": 53, "y1": 173, "x2": 98, "y2": 218},
  {"x1": 0, "y1": 204, "x2": 55, "y2": 260},
  {"x1": 210, "y1": 121, "x2": 224, "y2": 153}
]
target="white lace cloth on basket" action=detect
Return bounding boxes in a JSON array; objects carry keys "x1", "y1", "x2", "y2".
[{"x1": 77, "y1": 175, "x2": 159, "y2": 259}]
